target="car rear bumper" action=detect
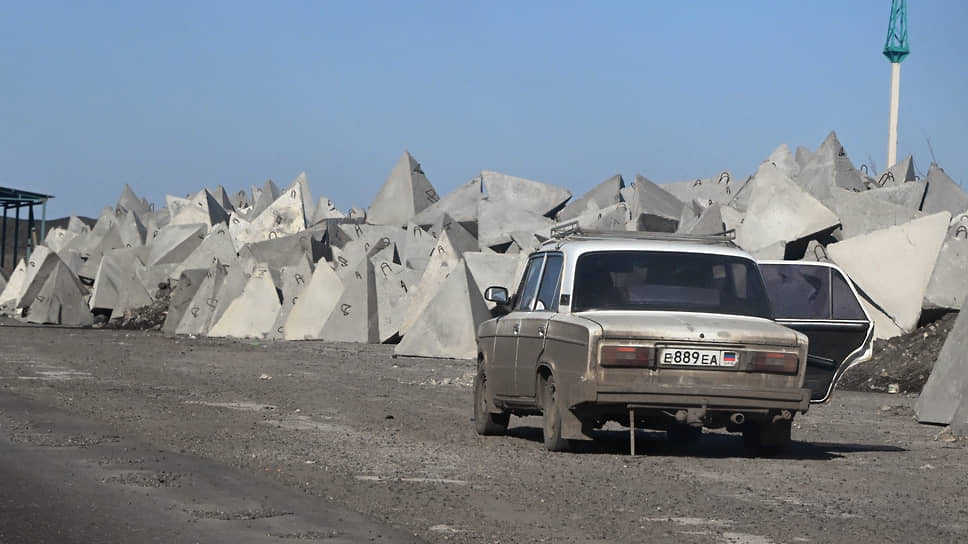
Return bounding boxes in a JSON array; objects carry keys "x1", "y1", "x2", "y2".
[{"x1": 574, "y1": 383, "x2": 811, "y2": 413}]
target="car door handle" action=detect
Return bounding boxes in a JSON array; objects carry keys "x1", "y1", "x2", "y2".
[
  {"x1": 512, "y1": 324, "x2": 520, "y2": 335},
  {"x1": 537, "y1": 327, "x2": 545, "y2": 337}
]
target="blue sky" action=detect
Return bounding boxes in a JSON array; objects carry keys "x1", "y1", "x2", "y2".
[{"x1": 1, "y1": 0, "x2": 965, "y2": 219}]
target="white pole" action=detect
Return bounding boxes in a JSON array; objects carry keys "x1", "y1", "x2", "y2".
[{"x1": 887, "y1": 62, "x2": 901, "y2": 168}]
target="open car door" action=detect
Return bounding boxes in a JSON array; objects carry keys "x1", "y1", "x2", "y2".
[{"x1": 758, "y1": 261, "x2": 874, "y2": 403}]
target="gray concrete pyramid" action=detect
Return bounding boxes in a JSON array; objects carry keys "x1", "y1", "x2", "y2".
[
  {"x1": 116, "y1": 184, "x2": 151, "y2": 218},
  {"x1": 286, "y1": 172, "x2": 316, "y2": 226},
  {"x1": 795, "y1": 131, "x2": 867, "y2": 200},
  {"x1": 24, "y1": 259, "x2": 93, "y2": 327},
  {"x1": 143, "y1": 209, "x2": 171, "y2": 244},
  {"x1": 394, "y1": 259, "x2": 490, "y2": 359},
  {"x1": 824, "y1": 187, "x2": 924, "y2": 239},
  {"x1": 146, "y1": 223, "x2": 207, "y2": 267},
  {"x1": 0, "y1": 247, "x2": 56, "y2": 311},
  {"x1": 858, "y1": 294, "x2": 903, "y2": 340},
  {"x1": 481, "y1": 170, "x2": 571, "y2": 217},
  {"x1": 735, "y1": 163, "x2": 839, "y2": 254},
  {"x1": 556, "y1": 174, "x2": 625, "y2": 222},
  {"x1": 626, "y1": 175, "x2": 686, "y2": 232},
  {"x1": 329, "y1": 223, "x2": 409, "y2": 259},
  {"x1": 398, "y1": 229, "x2": 463, "y2": 336},
  {"x1": 411, "y1": 176, "x2": 482, "y2": 226},
  {"x1": 571, "y1": 202, "x2": 632, "y2": 232},
  {"x1": 428, "y1": 213, "x2": 478, "y2": 254},
  {"x1": 330, "y1": 240, "x2": 369, "y2": 282},
  {"x1": 923, "y1": 211, "x2": 968, "y2": 310},
  {"x1": 231, "y1": 188, "x2": 252, "y2": 213},
  {"x1": 67, "y1": 216, "x2": 91, "y2": 235},
  {"x1": 478, "y1": 198, "x2": 555, "y2": 248},
  {"x1": 12, "y1": 248, "x2": 68, "y2": 311},
  {"x1": 867, "y1": 179, "x2": 927, "y2": 210},
  {"x1": 795, "y1": 145, "x2": 814, "y2": 170},
  {"x1": 44, "y1": 227, "x2": 81, "y2": 253},
  {"x1": 208, "y1": 264, "x2": 281, "y2": 339},
  {"x1": 237, "y1": 228, "x2": 325, "y2": 283},
  {"x1": 119, "y1": 209, "x2": 147, "y2": 248},
  {"x1": 688, "y1": 204, "x2": 726, "y2": 235},
  {"x1": 169, "y1": 189, "x2": 230, "y2": 227},
  {"x1": 267, "y1": 254, "x2": 314, "y2": 340},
  {"x1": 249, "y1": 180, "x2": 281, "y2": 219},
  {"x1": 952, "y1": 393, "x2": 968, "y2": 437},
  {"x1": 210, "y1": 185, "x2": 236, "y2": 214},
  {"x1": 310, "y1": 195, "x2": 345, "y2": 225},
  {"x1": 318, "y1": 258, "x2": 379, "y2": 343},
  {"x1": 174, "y1": 258, "x2": 246, "y2": 336},
  {"x1": 231, "y1": 181, "x2": 307, "y2": 247},
  {"x1": 76, "y1": 223, "x2": 125, "y2": 281},
  {"x1": 875, "y1": 155, "x2": 916, "y2": 187},
  {"x1": 400, "y1": 222, "x2": 436, "y2": 273},
  {"x1": 174, "y1": 223, "x2": 239, "y2": 278},
  {"x1": 828, "y1": 212, "x2": 951, "y2": 332},
  {"x1": 464, "y1": 252, "x2": 527, "y2": 309},
  {"x1": 367, "y1": 152, "x2": 439, "y2": 226},
  {"x1": 372, "y1": 254, "x2": 421, "y2": 342},
  {"x1": 915, "y1": 296, "x2": 968, "y2": 425},
  {"x1": 662, "y1": 171, "x2": 738, "y2": 209},
  {"x1": 283, "y1": 257, "x2": 344, "y2": 340},
  {"x1": 162, "y1": 269, "x2": 209, "y2": 334},
  {"x1": 88, "y1": 247, "x2": 152, "y2": 314},
  {"x1": 765, "y1": 144, "x2": 800, "y2": 180},
  {"x1": 921, "y1": 164, "x2": 968, "y2": 216}
]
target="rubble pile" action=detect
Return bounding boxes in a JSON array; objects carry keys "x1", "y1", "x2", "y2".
[{"x1": 0, "y1": 131, "x2": 964, "y2": 371}]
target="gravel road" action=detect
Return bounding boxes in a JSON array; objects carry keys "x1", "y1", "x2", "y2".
[{"x1": 0, "y1": 322, "x2": 965, "y2": 543}]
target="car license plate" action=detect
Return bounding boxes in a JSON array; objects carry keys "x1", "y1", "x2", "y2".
[{"x1": 659, "y1": 348, "x2": 737, "y2": 367}]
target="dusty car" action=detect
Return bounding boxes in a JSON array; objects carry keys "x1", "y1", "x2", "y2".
[{"x1": 473, "y1": 228, "x2": 873, "y2": 453}]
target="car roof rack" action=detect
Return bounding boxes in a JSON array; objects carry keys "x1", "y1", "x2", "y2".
[{"x1": 548, "y1": 219, "x2": 737, "y2": 245}]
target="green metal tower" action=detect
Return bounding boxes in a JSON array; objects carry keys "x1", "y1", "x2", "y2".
[{"x1": 884, "y1": 0, "x2": 910, "y2": 168}]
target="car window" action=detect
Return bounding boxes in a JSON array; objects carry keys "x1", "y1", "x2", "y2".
[
  {"x1": 516, "y1": 255, "x2": 545, "y2": 311},
  {"x1": 760, "y1": 264, "x2": 830, "y2": 319},
  {"x1": 572, "y1": 251, "x2": 771, "y2": 318},
  {"x1": 535, "y1": 254, "x2": 563, "y2": 312},
  {"x1": 831, "y1": 268, "x2": 866, "y2": 320}
]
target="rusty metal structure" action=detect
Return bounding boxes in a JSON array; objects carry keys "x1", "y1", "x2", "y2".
[{"x1": 1, "y1": 186, "x2": 54, "y2": 269}]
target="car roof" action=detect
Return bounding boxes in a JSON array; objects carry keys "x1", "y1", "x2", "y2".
[{"x1": 536, "y1": 237, "x2": 757, "y2": 261}]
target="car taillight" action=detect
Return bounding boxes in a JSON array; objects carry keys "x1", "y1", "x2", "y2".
[
  {"x1": 750, "y1": 352, "x2": 798, "y2": 374},
  {"x1": 601, "y1": 346, "x2": 654, "y2": 368}
]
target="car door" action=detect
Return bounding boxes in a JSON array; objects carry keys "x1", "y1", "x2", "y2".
[
  {"x1": 758, "y1": 261, "x2": 874, "y2": 403},
  {"x1": 491, "y1": 254, "x2": 545, "y2": 397},
  {"x1": 513, "y1": 253, "x2": 563, "y2": 398}
]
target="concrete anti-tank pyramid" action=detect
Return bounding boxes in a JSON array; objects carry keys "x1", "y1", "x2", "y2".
[
  {"x1": 923, "y1": 211, "x2": 968, "y2": 310},
  {"x1": 116, "y1": 184, "x2": 151, "y2": 218},
  {"x1": 89, "y1": 247, "x2": 152, "y2": 313},
  {"x1": 398, "y1": 229, "x2": 464, "y2": 336},
  {"x1": 0, "y1": 247, "x2": 57, "y2": 311},
  {"x1": 823, "y1": 187, "x2": 923, "y2": 239},
  {"x1": 118, "y1": 209, "x2": 147, "y2": 248},
  {"x1": 286, "y1": 172, "x2": 316, "y2": 226},
  {"x1": 44, "y1": 228, "x2": 81, "y2": 253},
  {"x1": 478, "y1": 198, "x2": 554, "y2": 249},
  {"x1": 921, "y1": 164, "x2": 968, "y2": 216},
  {"x1": 571, "y1": 202, "x2": 632, "y2": 232},
  {"x1": 174, "y1": 258, "x2": 246, "y2": 336},
  {"x1": 662, "y1": 171, "x2": 738, "y2": 209},
  {"x1": 249, "y1": 180, "x2": 281, "y2": 219},
  {"x1": 915, "y1": 296, "x2": 968, "y2": 425},
  {"x1": 371, "y1": 249, "x2": 422, "y2": 343},
  {"x1": 735, "y1": 163, "x2": 839, "y2": 254},
  {"x1": 318, "y1": 258, "x2": 379, "y2": 343},
  {"x1": 464, "y1": 252, "x2": 527, "y2": 309},
  {"x1": 168, "y1": 189, "x2": 229, "y2": 227},
  {"x1": 794, "y1": 131, "x2": 867, "y2": 201},
  {"x1": 411, "y1": 176, "x2": 482, "y2": 227},
  {"x1": 626, "y1": 175, "x2": 685, "y2": 232},
  {"x1": 283, "y1": 258, "x2": 344, "y2": 340},
  {"x1": 208, "y1": 264, "x2": 281, "y2": 339},
  {"x1": 174, "y1": 223, "x2": 239, "y2": 278},
  {"x1": 481, "y1": 170, "x2": 571, "y2": 218},
  {"x1": 428, "y1": 213, "x2": 478, "y2": 254},
  {"x1": 267, "y1": 254, "x2": 314, "y2": 339},
  {"x1": 875, "y1": 155, "x2": 916, "y2": 187},
  {"x1": 25, "y1": 259, "x2": 93, "y2": 327},
  {"x1": 828, "y1": 212, "x2": 951, "y2": 333},
  {"x1": 231, "y1": 181, "x2": 307, "y2": 247},
  {"x1": 866, "y1": 179, "x2": 927, "y2": 210},
  {"x1": 367, "y1": 152, "x2": 440, "y2": 226},
  {"x1": 394, "y1": 259, "x2": 490, "y2": 359},
  {"x1": 310, "y1": 195, "x2": 345, "y2": 225},
  {"x1": 146, "y1": 223, "x2": 207, "y2": 267},
  {"x1": 556, "y1": 174, "x2": 625, "y2": 222},
  {"x1": 162, "y1": 269, "x2": 208, "y2": 334}
]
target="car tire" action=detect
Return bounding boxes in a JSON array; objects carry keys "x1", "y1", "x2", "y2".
[
  {"x1": 742, "y1": 420, "x2": 792, "y2": 456},
  {"x1": 474, "y1": 366, "x2": 509, "y2": 435},
  {"x1": 541, "y1": 373, "x2": 570, "y2": 452}
]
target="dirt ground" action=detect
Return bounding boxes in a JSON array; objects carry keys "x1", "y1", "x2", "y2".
[{"x1": 1, "y1": 322, "x2": 966, "y2": 544}]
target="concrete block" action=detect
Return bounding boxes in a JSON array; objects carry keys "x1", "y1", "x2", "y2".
[
  {"x1": 372, "y1": 255, "x2": 422, "y2": 342},
  {"x1": 824, "y1": 187, "x2": 924, "y2": 239},
  {"x1": 663, "y1": 171, "x2": 738, "y2": 209},
  {"x1": 874, "y1": 155, "x2": 916, "y2": 187},
  {"x1": 428, "y1": 213, "x2": 478, "y2": 254},
  {"x1": 174, "y1": 258, "x2": 246, "y2": 336},
  {"x1": 67, "y1": 215, "x2": 91, "y2": 235},
  {"x1": 286, "y1": 172, "x2": 316, "y2": 226},
  {"x1": 249, "y1": 180, "x2": 281, "y2": 219},
  {"x1": 794, "y1": 131, "x2": 867, "y2": 201},
  {"x1": 952, "y1": 393, "x2": 968, "y2": 437},
  {"x1": 310, "y1": 195, "x2": 345, "y2": 225},
  {"x1": 921, "y1": 164, "x2": 968, "y2": 217},
  {"x1": 400, "y1": 223, "x2": 436, "y2": 273},
  {"x1": 168, "y1": 189, "x2": 229, "y2": 227},
  {"x1": 924, "y1": 211, "x2": 968, "y2": 310},
  {"x1": 915, "y1": 296, "x2": 968, "y2": 424},
  {"x1": 43, "y1": 228, "x2": 80, "y2": 253},
  {"x1": 394, "y1": 259, "x2": 490, "y2": 359},
  {"x1": 398, "y1": 229, "x2": 463, "y2": 336},
  {"x1": 24, "y1": 259, "x2": 93, "y2": 327},
  {"x1": 828, "y1": 212, "x2": 951, "y2": 332},
  {"x1": 571, "y1": 202, "x2": 632, "y2": 232},
  {"x1": 116, "y1": 184, "x2": 151, "y2": 218},
  {"x1": 481, "y1": 170, "x2": 571, "y2": 218},
  {"x1": 464, "y1": 252, "x2": 527, "y2": 309},
  {"x1": 88, "y1": 247, "x2": 152, "y2": 315},
  {"x1": 236, "y1": 226, "x2": 326, "y2": 282},
  {"x1": 230, "y1": 182, "x2": 308, "y2": 248},
  {"x1": 866, "y1": 179, "x2": 927, "y2": 210},
  {"x1": 859, "y1": 295, "x2": 903, "y2": 341},
  {"x1": 411, "y1": 176, "x2": 482, "y2": 227},
  {"x1": 367, "y1": 151, "x2": 439, "y2": 226},
  {"x1": 283, "y1": 258, "x2": 344, "y2": 340},
  {"x1": 478, "y1": 198, "x2": 554, "y2": 249},
  {"x1": 267, "y1": 254, "x2": 314, "y2": 339},
  {"x1": 0, "y1": 269, "x2": 5, "y2": 293},
  {"x1": 210, "y1": 185, "x2": 236, "y2": 214},
  {"x1": 0, "y1": 247, "x2": 57, "y2": 311},
  {"x1": 318, "y1": 258, "x2": 379, "y2": 343},
  {"x1": 118, "y1": 209, "x2": 148, "y2": 248},
  {"x1": 174, "y1": 223, "x2": 239, "y2": 279},
  {"x1": 556, "y1": 175, "x2": 625, "y2": 222},
  {"x1": 735, "y1": 162, "x2": 840, "y2": 254},
  {"x1": 162, "y1": 269, "x2": 208, "y2": 334},
  {"x1": 146, "y1": 223, "x2": 207, "y2": 267},
  {"x1": 688, "y1": 204, "x2": 726, "y2": 235},
  {"x1": 765, "y1": 144, "x2": 800, "y2": 180},
  {"x1": 626, "y1": 175, "x2": 685, "y2": 232},
  {"x1": 208, "y1": 264, "x2": 281, "y2": 339}
]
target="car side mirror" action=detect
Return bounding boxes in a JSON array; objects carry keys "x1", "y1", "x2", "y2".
[{"x1": 484, "y1": 286, "x2": 509, "y2": 305}]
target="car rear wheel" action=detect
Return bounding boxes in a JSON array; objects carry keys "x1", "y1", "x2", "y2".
[
  {"x1": 541, "y1": 373, "x2": 570, "y2": 452},
  {"x1": 474, "y1": 366, "x2": 509, "y2": 435}
]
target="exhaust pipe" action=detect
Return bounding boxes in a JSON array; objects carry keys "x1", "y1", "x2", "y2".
[{"x1": 730, "y1": 413, "x2": 745, "y2": 425}]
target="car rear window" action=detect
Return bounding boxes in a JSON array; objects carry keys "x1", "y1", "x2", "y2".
[{"x1": 572, "y1": 251, "x2": 772, "y2": 318}]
